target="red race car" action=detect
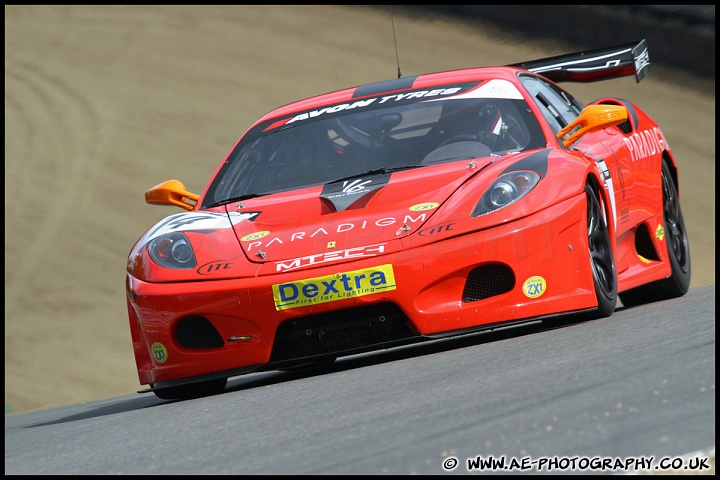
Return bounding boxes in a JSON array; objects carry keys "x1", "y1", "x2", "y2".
[{"x1": 126, "y1": 39, "x2": 690, "y2": 399}]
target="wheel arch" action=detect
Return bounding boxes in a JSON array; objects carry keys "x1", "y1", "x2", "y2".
[
  {"x1": 584, "y1": 170, "x2": 618, "y2": 249},
  {"x1": 661, "y1": 149, "x2": 680, "y2": 196}
]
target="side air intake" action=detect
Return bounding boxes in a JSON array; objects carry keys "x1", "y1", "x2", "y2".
[
  {"x1": 175, "y1": 316, "x2": 224, "y2": 349},
  {"x1": 462, "y1": 264, "x2": 515, "y2": 302}
]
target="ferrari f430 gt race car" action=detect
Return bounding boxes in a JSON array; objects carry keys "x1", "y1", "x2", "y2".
[{"x1": 126, "y1": 39, "x2": 691, "y2": 399}]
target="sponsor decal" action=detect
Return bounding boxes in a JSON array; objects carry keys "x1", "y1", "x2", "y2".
[
  {"x1": 151, "y1": 342, "x2": 168, "y2": 364},
  {"x1": 241, "y1": 230, "x2": 270, "y2": 242},
  {"x1": 282, "y1": 88, "x2": 463, "y2": 126},
  {"x1": 593, "y1": 108, "x2": 625, "y2": 124},
  {"x1": 409, "y1": 202, "x2": 439, "y2": 212},
  {"x1": 229, "y1": 211, "x2": 261, "y2": 223},
  {"x1": 334, "y1": 179, "x2": 373, "y2": 195},
  {"x1": 244, "y1": 213, "x2": 429, "y2": 251},
  {"x1": 655, "y1": 224, "x2": 665, "y2": 241},
  {"x1": 197, "y1": 260, "x2": 233, "y2": 275},
  {"x1": 622, "y1": 127, "x2": 668, "y2": 162},
  {"x1": 595, "y1": 158, "x2": 617, "y2": 230},
  {"x1": 327, "y1": 241, "x2": 336, "y2": 248},
  {"x1": 259, "y1": 81, "x2": 524, "y2": 135},
  {"x1": 439, "y1": 79, "x2": 524, "y2": 101},
  {"x1": 637, "y1": 254, "x2": 652, "y2": 264},
  {"x1": 523, "y1": 276, "x2": 546, "y2": 298},
  {"x1": 321, "y1": 175, "x2": 390, "y2": 212},
  {"x1": 418, "y1": 222, "x2": 455, "y2": 237},
  {"x1": 275, "y1": 243, "x2": 387, "y2": 272},
  {"x1": 131, "y1": 211, "x2": 258, "y2": 257},
  {"x1": 634, "y1": 46, "x2": 651, "y2": 77},
  {"x1": 272, "y1": 264, "x2": 396, "y2": 310}
]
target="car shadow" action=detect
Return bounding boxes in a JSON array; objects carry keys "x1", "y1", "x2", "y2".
[{"x1": 16, "y1": 308, "x2": 619, "y2": 428}]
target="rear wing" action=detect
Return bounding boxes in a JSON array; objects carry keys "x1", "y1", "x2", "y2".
[{"x1": 509, "y1": 39, "x2": 650, "y2": 83}]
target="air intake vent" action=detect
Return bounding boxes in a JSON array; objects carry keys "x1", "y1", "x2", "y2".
[
  {"x1": 270, "y1": 303, "x2": 415, "y2": 362},
  {"x1": 617, "y1": 120, "x2": 632, "y2": 134},
  {"x1": 462, "y1": 264, "x2": 515, "y2": 302},
  {"x1": 175, "y1": 316, "x2": 224, "y2": 349}
]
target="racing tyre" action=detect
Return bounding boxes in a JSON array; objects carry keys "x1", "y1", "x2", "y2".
[
  {"x1": 619, "y1": 160, "x2": 691, "y2": 307},
  {"x1": 586, "y1": 183, "x2": 617, "y2": 318},
  {"x1": 151, "y1": 377, "x2": 228, "y2": 400}
]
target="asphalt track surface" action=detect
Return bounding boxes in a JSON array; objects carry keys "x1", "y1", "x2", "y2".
[
  {"x1": 5, "y1": 286, "x2": 715, "y2": 474},
  {"x1": 4, "y1": 5, "x2": 716, "y2": 474}
]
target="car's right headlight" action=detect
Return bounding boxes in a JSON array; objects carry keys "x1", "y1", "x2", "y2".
[
  {"x1": 148, "y1": 232, "x2": 197, "y2": 269},
  {"x1": 471, "y1": 170, "x2": 541, "y2": 217}
]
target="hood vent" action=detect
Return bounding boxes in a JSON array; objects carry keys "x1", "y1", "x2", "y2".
[{"x1": 320, "y1": 173, "x2": 390, "y2": 212}]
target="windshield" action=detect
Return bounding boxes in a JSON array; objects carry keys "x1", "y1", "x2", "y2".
[{"x1": 202, "y1": 80, "x2": 546, "y2": 208}]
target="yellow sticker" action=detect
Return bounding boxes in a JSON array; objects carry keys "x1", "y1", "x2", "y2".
[
  {"x1": 272, "y1": 264, "x2": 396, "y2": 310},
  {"x1": 637, "y1": 254, "x2": 652, "y2": 264},
  {"x1": 241, "y1": 231, "x2": 270, "y2": 242},
  {"x1": 523, "y1": 276, "x2": 547, "y2": 298},
  {"x1": 327, "y1": 241, "x2": 336, "y2": 248},
  {"x1": 409, "y1": 202, "x2": 439, "y2": 211},
  {"x1": 655, "y1": 224, "x2": 665, "y2": 241},
  {"x1": 151, "y1": 342, "x2": 168, "y2": 364}
]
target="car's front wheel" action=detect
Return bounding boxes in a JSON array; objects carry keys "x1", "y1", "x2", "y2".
[
  {"x1": 586, "y1": 183, "x2": 618, "y2": 318},
  {"x1": 542, "y1": 183, "x2": 617, "y2": 327}
]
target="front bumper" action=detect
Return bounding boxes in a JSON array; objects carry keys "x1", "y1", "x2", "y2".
[{"x1": 127, "y1": 193, "x2": 596, "y2": 386}]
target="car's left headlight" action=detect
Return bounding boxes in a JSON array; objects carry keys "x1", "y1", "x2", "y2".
[
  {"x1": 472, "y1": 170, "x2": 540, "y2": 216},
  {"x1": 148, "y1": 232, "x2": 197, "y2": 269}
]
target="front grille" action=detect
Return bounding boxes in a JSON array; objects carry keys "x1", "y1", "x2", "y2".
[
  {"x1": 175, "y1": 316, "x2": 225, "y2": 349},
  {"x1": 270, "y1": 303, "x2": 416, "y2": 362},
  {"x1": 462, "y1": 264, "x2": 515, "y2": 302}
]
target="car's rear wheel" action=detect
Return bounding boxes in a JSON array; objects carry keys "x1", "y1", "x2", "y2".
[
  {"x1": 151, "y1": 377, "x2": 228, "y2": 400},
  {"x1": 586, "y1": 183, "x2": 618, "y2": 318},
  {"x1": 619, "y1": 160, "x2": 691, "y2": 307}
]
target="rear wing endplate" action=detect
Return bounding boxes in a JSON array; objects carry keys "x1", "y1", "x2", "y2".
[{"x1": 509, "y1": 39, "x2": 650, "y2": 83}]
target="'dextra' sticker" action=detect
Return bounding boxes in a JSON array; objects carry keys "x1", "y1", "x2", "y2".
[{"x1": 272, "y1": 264, "x2": 396, "y2": 310}]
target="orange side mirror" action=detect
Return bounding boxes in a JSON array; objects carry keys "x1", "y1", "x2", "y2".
[
  {"x1": 144, "y1": 179, "x2": 199, "y2": 210},
  {"x1": 557, "y1": 105, "x2": 629, "y2": 147}
]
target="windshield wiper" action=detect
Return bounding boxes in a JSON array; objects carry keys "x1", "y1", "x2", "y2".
[
  {"x1": 205, "y1": 193, "x2": 269, "y2": 209},
  {"x1": 326, "y1": 165, "x2": 423, "y2": 184}
]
